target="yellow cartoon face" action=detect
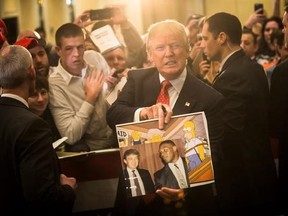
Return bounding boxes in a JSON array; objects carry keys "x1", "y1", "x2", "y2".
[
  {"x1": 151, "y1": 133, "x2": 163, "y2": 143},
  {"x1": 131, "y1": 131, "x2": 141, "y2": 141},
  {"x1": 183, "y1": 121, "x2": 196, "y2": 140}
]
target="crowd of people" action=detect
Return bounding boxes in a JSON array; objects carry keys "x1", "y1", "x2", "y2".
[{"x1": 0, "y1": 2, "x2": 288, "y2": 216}]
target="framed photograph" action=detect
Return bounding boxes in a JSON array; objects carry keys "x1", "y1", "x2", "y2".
[{"x1": 116, "y1": 112, "x2": 214, "y2": 197}]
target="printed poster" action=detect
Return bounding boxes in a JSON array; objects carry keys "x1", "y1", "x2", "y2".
[{"x1": 115, "y1": 112, "x2": 214, "y2": 198}]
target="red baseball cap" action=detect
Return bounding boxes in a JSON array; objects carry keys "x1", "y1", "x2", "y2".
[
  {"x1": 0, "y1": 19, "x2": 8, "y2": 36},
  {"x1": 14, "y1": 37, "x2": 39, "y2": 49}
]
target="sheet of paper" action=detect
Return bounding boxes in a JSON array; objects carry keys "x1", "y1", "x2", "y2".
[
  {"x1": 90, "y1": 25, "x2": 121, "y2": 54},
  {"x1": 52, "y1": 137, "x2": 68, "y2": 149}
]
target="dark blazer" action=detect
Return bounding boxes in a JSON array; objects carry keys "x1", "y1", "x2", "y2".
[
  {"x1": 212, "y1": 49, "x2": 278, "y2": 213},
  {"x1": 107, "y1": 66, "x2": 224, "y2": 162},
  {"x1": 108, "y1": 66, "x2": 224, "y2": 216},
  {"x1": 123, "y1": 168, "x2": 155, "y2": 197},
  {"x1": 269, "y1": 59, "x2": 288, "y2": 212},
  {"x1": 0, "y1": 97, "x2": 75, "y2": 214},
  {"x1": 154, "y1": 157, "x2": 189, "y2": 189}
]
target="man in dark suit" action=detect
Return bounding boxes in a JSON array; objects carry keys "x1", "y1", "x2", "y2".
[
  {"x1": 122, "y1": 148, "x2": 154, "y2": 197},
  {"x1": 108, "y1": 19, "x2": 224, "y2": 216},
  {"x1": 154, "y1": 140, "x2": 189, "y2": 190},
  {"x1": 269, "y1": 6, "x2": 288, "y2": 215},
  {"x1": 201, "y1": 12, "x2": 278, "y2": 215},
  {"x1": 0, "y1": 45, "x2": 77, "y2": 214}
]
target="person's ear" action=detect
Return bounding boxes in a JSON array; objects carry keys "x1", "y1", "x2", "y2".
[
  {"x1": 123, "y1": 159, "x2": 127, "y2": 166},
  {"x1": 217, "y1": 32, "x2": 227, "y2": 45},
  {"x1": 146, "y1": 49, "x2": 154, "y2": 64},
  {"x1": 28, "y1": 64, "x2": 36, "y2": 81},
  {"x1": 55, "y1": 46, "x2": 61, "y2": 56}
]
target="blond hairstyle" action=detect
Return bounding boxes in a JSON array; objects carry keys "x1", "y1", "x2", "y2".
[{"x1": 146, "y1": 19, "x2": 190, "y2": 52}]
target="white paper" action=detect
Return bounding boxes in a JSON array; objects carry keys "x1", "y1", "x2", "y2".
[
  {"x1": 52, "y1": 137, "x2": 68, "y2": 149},
  {"x1": 90, "y1": 25, "x2": 121, "y2": 54}
]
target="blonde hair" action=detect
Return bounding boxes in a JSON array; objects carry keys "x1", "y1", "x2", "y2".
[{"x1": 146, "y1": 19, "x2": 190, "y2": 52}]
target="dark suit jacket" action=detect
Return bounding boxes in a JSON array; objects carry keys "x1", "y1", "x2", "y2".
[
  {"x1": 0, "y1": 97, "x2": 75, "y2": 214},
  {"x1": 123, "y1": 168, "x2": 155, "y2": 197},
  {"x1": 107, "y1": 66, "x2": 224, "y2": 163},
  {"x1": 154, "y1": 157, "x2": 189, "y2": 189},
  {"x1": 269, "y1": 59, "x2": 288, "y2": 208},
  {"x1": 212, "y1": 49, "x2": 277, "y2": 213},
  {"x1": 108, "y1": 66, "x2": 224, "y2": 216}
]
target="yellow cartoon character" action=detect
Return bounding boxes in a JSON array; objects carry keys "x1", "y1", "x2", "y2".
[
  {"x1": 183, "y1": 121, "x2": 206, "y2": 171},
  {"x1": 147, "y1": 129, "x2": 164, "y2": 143},
  {"x1": 131, "y1": 131, "x2": 142, "y2": 145}
]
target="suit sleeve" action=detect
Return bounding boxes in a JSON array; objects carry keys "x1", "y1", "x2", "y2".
[{"x1": 18, "y1": 117, "x2": 75, "y2": 214}]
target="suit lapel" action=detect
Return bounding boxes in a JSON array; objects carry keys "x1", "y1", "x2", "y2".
[
  {"x1": 141, "y1": 68, "x2": 161, "y2": 106},
  {"x1": 173, "y1": 71, "x2": 198, "y2": 115},
  {"x1": 212, "y1": 49, "x2": 245, "y2": 85}
]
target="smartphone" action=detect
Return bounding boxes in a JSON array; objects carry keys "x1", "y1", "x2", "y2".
[
  {"x1": 202, "y1": 53, "x2": 210, "y2": 64},
  {"x1": 254, "y1": 3, "x2": 264, "y2": 14},
  {"x1": 90, "y1": 8, "x2": 114, "y2": 20}
]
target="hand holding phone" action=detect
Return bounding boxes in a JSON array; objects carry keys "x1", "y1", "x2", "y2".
[
  {"x1": 90, "y1": 8, "x2": 114, "y2": 20},
  {"x1": 202, "y1": 53, "x2": 211, "y2": 64},
  {"x1": 254, "y1": 3, "x2": 264, "y2": 14}
]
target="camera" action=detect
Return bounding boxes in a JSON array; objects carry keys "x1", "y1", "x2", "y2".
[
  {"x1": 90, "y1": 8, "x2": 114, "y2": 20},
  {"x1": 254, "y1": 3, "x2": 264, "y2": 14}
]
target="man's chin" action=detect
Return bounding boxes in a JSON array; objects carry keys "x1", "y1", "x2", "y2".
[{"x1": 36, "y1": 68, "x2": 49, "y2": 77}]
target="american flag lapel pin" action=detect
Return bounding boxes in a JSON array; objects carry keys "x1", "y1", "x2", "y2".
[{"x1": 185, "y1": 102, "x2": 190, "y2": 107}]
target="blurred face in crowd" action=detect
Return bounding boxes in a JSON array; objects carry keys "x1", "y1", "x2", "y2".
[
  {"x1": 29, "y1": 45, "x2": 49, "y2": 77},
  {"x1": 56, "y1": 36, "x2": 85, "y2": 76},
  {"x1": 147, "y1": 26, "x2": 189, "y2": 80},
  {"x1": 201, "y1": 23, "x2": 222, "y2": 62},
  {"x1": 159, "y1": 142, "x2": 178, "y2": 164},
  {"x1": 103, "y1": 47, "x2": 126, "y2": 70},
  {"x1": 283, "y1": 11, "x2": 288, "y2": 48},
  {"x1": 124, "y1": 153, "x2": 139, "y2": 169},
  {"x1": 28, "y1": 88, "x2": 49, "y2": 116},
  {"x1": 186, "y1": 18, "x2": 201, "y2": 47},
  {"x1": 264, "y1": 21, "x2": 279, "y2": 46},
  {"x1": 241, "y1": 33, "x2": 258, "y2": 58}
]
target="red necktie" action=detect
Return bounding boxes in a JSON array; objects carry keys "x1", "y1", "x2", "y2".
[{"x1": 157, "y1": 80, "x2": 172, "y2": 105}]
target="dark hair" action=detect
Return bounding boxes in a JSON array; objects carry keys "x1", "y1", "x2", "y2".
[
  {"x1": 242, "y1": 28, "x2": 258, "y2": 45},
  {"x1": 35, "y1": 26, "x2": 46, "y2": 37},
  {"x1": 159, "y1": 139, "x2": 176, "y2": 148},
  {"x1": 270, "y1": 29, "x2": 284, "y2": 48},
  {"x1": 123, "y1": 148, "x2": 140, "y2": 160},
  {"x1": 205, "y1": 12, "x2": 242, "y2": 45},
  {"x1": 35, "y1": 75, "x2": 49, "y2": 92},
  {"x1": 55, "y1": 23, "x2": 84, "y2": 47},
  {"x1": 261, "y1": 16, "x2": 283, "y2": 36}
]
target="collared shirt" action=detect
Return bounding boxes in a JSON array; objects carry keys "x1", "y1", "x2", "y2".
[
  {"x1": 126, "y1": 167, "x2": 145, "y2": 197},
  {"x1": 168, "y1": 157, "x2": 188, "y2": 188},
  {"x1": 1, "y1": 93, "x2": 29, "y2": 108},
  {"x1": 218, "y1": 49, "x2": 241, "y2": 74},
  {"x1": 48, "y1": 59, "x2": 113, "y2": 150},
  {"x1": 134, "y1": 67, "x2": 187, "y2": 121}
]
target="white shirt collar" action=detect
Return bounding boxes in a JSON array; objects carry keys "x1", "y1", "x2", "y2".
[
  {"x1": 1, "y1": 93, "x2": 29, "y2": 108},
  {"x1": 219, "y1": 48, "x2": 241, "y2": 72},
  {"x1": 158, "y1": 67, "x2": 187, "y2": 94}
]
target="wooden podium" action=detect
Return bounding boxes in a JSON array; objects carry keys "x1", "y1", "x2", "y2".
[{"x1": 58, "y1": 148, "x2": 122, "y2": 213}]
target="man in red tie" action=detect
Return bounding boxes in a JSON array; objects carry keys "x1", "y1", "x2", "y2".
[{"x1": 107, "y1": 20, "x2": 224, "y2": 216}]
